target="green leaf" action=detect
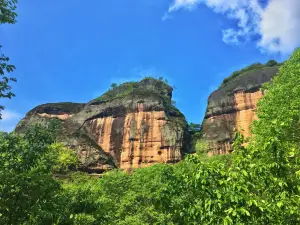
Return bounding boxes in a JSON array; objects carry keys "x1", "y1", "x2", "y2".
[
  {"x1": 242, "y1": 170, "x2": 248, "y2": 177},
  {"x1": 277, "y1": 202, "x2": 283, "y2": 208}
]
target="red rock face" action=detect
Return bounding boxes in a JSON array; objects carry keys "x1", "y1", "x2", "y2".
[
  {"x1": 204, "y1": 90, "x2": 263, "y2": 155},
  {"x1": 234, "y1": 90, "x2": 262, "y2": 137},
  {"x1": 15, "y1": 78, "x2": 188, "y2": 173},
  {"x1": 86, "y1": 110, "x2": 183, "y2": 170},
  {"x1": 202, "y1": 66, "x2": 279, "y2": 154},
  {"x1": 121, "y1": 111, "x2": 182, "y2": 170}
]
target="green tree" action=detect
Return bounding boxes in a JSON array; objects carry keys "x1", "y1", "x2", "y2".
[
  {"x1": 0, "y1": 123, "x2": 77, "y2": 224},
  {"x1": 252, "y1": 48, "x2": 300, "y2": 149},
  {"x1": 0, "y1": 0, "x2": 18, "y2": 24},
  {"x1": 266, "y1": 59, "x2": 278, "y2": 67},
  {"x1": 48, "y1": 142, "x2": 79, "y2": 174},
  {"x1": 194, "y1": 139, "x2": 209, "y2": 155},
  {"x1": 247, "y1": 49, "x2": 300, "y2": 223},
  {"x1": 110, "y1": 83, "x2": 118, "y2": 89},
  {"x1": 0, "y1": 0, "x2": 18, "y2": 118},
  {"x1": 188, "y1": 122, "x2": 201, "y2": 133}
]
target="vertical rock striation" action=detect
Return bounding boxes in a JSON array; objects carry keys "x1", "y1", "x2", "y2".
[
  {"x1": 202, "y1": 65, "x2": 279, "y2": 155},
  {"x1": 15, "y1": 78, "x2": 189, "y2": 172}
]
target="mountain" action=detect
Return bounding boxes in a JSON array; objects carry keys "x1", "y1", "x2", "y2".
[
  {"x1": 16, "y1": 78, "x2": 189, "y2": 172},
  {"x1": 15, "y1": 61, "x2": 282, "y2": 170},
  {"x1": 201, "y1": 61, "x2": 281, "y2": 154}
]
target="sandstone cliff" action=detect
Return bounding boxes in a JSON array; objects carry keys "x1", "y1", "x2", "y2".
[
  {"x1": 16, "y1": 78, "x2": 189, "y2": 172},
  {"x1": 202, "y1": 63, "x2": 280, "y2": 154}
]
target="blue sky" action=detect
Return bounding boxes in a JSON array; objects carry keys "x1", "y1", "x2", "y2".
[{"x1": 1, "y1": 0, "x2": 299, "y2": 132}]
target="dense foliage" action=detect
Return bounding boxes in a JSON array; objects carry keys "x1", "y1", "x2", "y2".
[{"x1": 0, "y1": 123, "x2": 78, "y2": 224}]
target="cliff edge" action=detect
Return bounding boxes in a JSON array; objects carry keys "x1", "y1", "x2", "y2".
[{"x1": 201, "y1": 62, "x2": 280, "y2": 154}]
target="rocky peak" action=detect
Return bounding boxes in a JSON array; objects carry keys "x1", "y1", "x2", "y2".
[
  {"x1": 16, "y1": 103, "x2": 86, "y2": 133},
  {"x1": 90, "y1": 77, "x2": 173, "y2": 105},
  {"x1": 202, "y1": 62, "x2": 280, "y2": 154},
  {"x1": 16, "y1": 77, "x2": 188, "y2": 173}
]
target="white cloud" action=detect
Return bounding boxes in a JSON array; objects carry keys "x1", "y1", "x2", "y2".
[
  {"x1": 162, "y1": 12, "x2": 172, "y2": 21},
  {"x1": 113, "y1": 67, "x2": 162, "y2": 84},
  {"x1": 222, "y1": 29, "x2": 241, "y2": 45},
  {"x1": 130, "y1": 67, "x2": 163, "y2": 78},
  {"x1": 165, "y1": 0, "x2": 300, "y2": 54},
  {"x1": 258, "y1": 0, "x2": 300, "y2": 53},
  {"x1": 0, "y1": 109, "x2": 22, "y2": 132},
  {"x1": 168, "y1": 0, "x2": 199, "y2": 12}
]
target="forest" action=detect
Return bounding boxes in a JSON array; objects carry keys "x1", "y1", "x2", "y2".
[{"x1": 1, "y1": 1, "x2": 300, "y2": 224}]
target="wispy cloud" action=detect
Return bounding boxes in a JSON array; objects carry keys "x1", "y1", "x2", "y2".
[
  {"x1": 110, "y1": 67, "x2": 164, "y2": 85},
  {"x1": 0, "y1": 109, "x2": 22, "y2": 132},
  {"x1": 162, "y1": 12, "x2": 172, "y2": 21},
  {"x1": 130, "y1": 67, "x2": 165, "y2": 78},
  {"x1": 164, "y1": 0, "x2": 300, "y2": 54},
  {"x1": 168, "y1": 0, "x2": 199, "y2": 12},
  {"x1": 222, "y1": 29, "x2": 242, "y2": 45}
]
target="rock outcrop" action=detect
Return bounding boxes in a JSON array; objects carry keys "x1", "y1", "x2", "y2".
[
  {"x1": 202, "y1": 64, "x2": 280, "y2": 155},
  {"x1": 16, "y1": 78, "x2": 189, "y2": 172}
]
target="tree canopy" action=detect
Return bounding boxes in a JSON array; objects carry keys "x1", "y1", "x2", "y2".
[{"x1": 0, "y1": 0, "x2": 18, "y2": 24}]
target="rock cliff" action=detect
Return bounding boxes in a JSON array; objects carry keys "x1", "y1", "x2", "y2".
[
  {"x1": 202, "y1": 63, "x2": 280, "y2": 154},
  {"x1": 16, "y1": 78, "x2": 189, "y2": 172}
]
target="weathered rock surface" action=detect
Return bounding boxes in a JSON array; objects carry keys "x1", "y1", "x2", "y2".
[
  {"x1": 16, "y1": 78, "x2": 189, "y2": 172},
  {"x1": 16, "y1": 102, "x2": 116, "y2": 173},
  {"x1": 202, "y1": 65, "x2": 279, "y2": 154}
]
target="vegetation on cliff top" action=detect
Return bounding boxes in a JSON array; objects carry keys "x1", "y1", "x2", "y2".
[
  {"x1": 92, "y1": 77, "x2": 172, "y2": 103},
  {"x1": 220, "y1": 60, "x2": 283, "y2": 87},
  {"x1": 90, "y1": 76, "x2": 183, "y2": 119}
]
